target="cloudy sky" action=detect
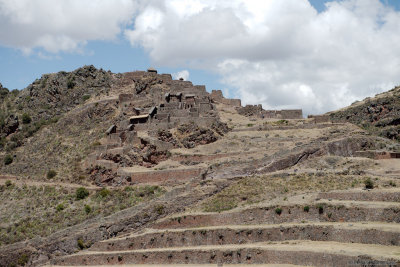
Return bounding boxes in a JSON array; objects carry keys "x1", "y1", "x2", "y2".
[{"x1": 1, "y1": 0, "x2": 400, "y2": 115}]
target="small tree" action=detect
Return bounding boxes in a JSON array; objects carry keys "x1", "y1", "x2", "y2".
[
  {"x1": 275, "y1": 207, "x2": 282, "y2": 215},
  {"x1": 76, "y1": 187, "x2": 89, "y2": 200},
  {"x1": 364, "y1": 178, "x2": 374, "y2": 189},
  {"x1": 67, "y1": 79, "x2": 75, "y2": 89},
  {"x1": 4, "y1": 155, "x2": 13, "y2": 165},
  {"x1": 47, "y1": 170, "x2": 57, "y2": 179},
  {"x1": 317, "y1": 204, "x2": 324, "y2": 214},
  {"x1": 84, "y1": 204, "x2": 91, "y2": 214},
  {"x1": 56, "y1": 203, "x2": 65, "y2": 212},
  {"x1": 22, "y1": 113, "x2": 32, "y2": 124}
]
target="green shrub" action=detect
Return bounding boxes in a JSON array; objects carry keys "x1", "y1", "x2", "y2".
[
  {"x1": 77, "y1": 239, "x2": 86, "y2": 249},
  {"x1": 47, "y1": 170, "x2": 57, "y2": 179},
  {"x1": 154, "y1": 204, "x2": 165, "y2": 215},
  {"x1": 41, "y1": 75, "x2": 49, "y2": 88},
  {"x1": 56, "y1": 203, "x2": 65, "y2": 212},
  {"x1": 5, "y1": 180, "x2": 12, "y2": 187},
  {"x1": 317, "y1": 204, "x2": 324, "y2": 214},
  {"x1": 276, "y1": 119, "x2": 289, "y2": 125},
  {"x1": 4, "y1": 155, "x2": 13, "y2": 165},
  {"x1": 135, "y1": 185, "x2": 160, "y2": 198},
  {"x1": 11, "y1": 89, "x2": 19, "y2": 97},
  {"x1": 364, "y1": 178, "x2": 374, "y2": 189},
  {"x1": 0, "y1": 137, "x2": 5, "y2": 148},
  {"x1": 275, "y1": 207, "x2": 282, "y2": 215},
  {"x1": 76, "y1": 187, "x2": 89, "y2": 200},
  {"x1": 22, "y1": 113, "x2": 32, "y2": 124},
  {"x1": 84, "y1": 204, "x2": 91, "y2": 214},
  {"x1": 303, "y1": 206, "x2": 310, "y2": 212},
  {"x1": 17, "y1": 253, "x2": 29, "y2": 266},
  {"x1": 10, "y1": 133, "x2": 23, "y2": 144},
  {"x1": 0, "y1": 87, "x2": 9, "y2": 97},
  {"x1": 97, "y1": 188, "x2": 110, "y2": 198},
  {"x1": 82, "y1": 95, "x2": 91, "y2": 101},
  {"x1": 67, "y1": 79, "x2": 75, "y2": 89},
  {"x1": 6, "y1": 141, "x2": 19, "y2": 151},
  {"x1": 389, "y1": 180, "x2": 396, "y2": 187},
  {"x1": 92, "y1": 141, "x2": 101, "y2": 147}
]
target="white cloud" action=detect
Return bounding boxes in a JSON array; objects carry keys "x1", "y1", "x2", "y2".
[
  {"x1": 2, "y1": 0, "x2": 400, "y2": 115},
  {"x1": 0, "y1": 0, "x2": 137, "y2": 53},
  {"x1": 125, "y1": 0, "x2": 400, "y2": 114},
  {"x1": 172, "y1": 70, "x2": 190, "y2": 81}
]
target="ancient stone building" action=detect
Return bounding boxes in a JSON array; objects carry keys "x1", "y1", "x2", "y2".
[
  {"x1": 238, "y1": 104, "x2": 303, "y2": 119},
  {"x1": 210, "y1": 90, "x2": 241, "y2": 107},
  {"x1": 308, "y1": 114, "x2": 331, "y2": 123},
  {"x1": 114, "y1": 69, "x2": 239, "y2": 132}
]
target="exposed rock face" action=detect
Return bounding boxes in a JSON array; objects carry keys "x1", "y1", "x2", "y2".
[
  {"x1": 1, "y1": 115, "x2": 19, "y2": 138},
  {"x1": 157, "y1": 129, "x2": 179, "y2": 147},
  {"x1": 177, "y1": 123, "x2": 218, "y2": 148},
  {"x1": 330, "y1": 86, "x2": 400, "y2": 141},
  {"x1": 133, "y1": 74, "x2": 163, "y2": 95},
  {"x1": 325, "y1": 136, "x2": 375, "y2": 157},
  {"x1": 211, "y1": 120, "x2": 230, "y2": 136}
]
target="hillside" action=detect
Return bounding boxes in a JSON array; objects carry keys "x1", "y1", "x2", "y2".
[
  {"x1": 0, "y1": 66, "x2": 399, "y2": 267},
  {"x1": 330, "y1": 86, "x2": 400, "y2": 142}
]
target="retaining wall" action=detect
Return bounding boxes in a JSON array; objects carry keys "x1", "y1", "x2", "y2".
[
  {"x1": 117, "y1": 168, "x2": 204, "y2": 184},
  {"x1": 154, "y1": 204, "x2": 400, "y2": 229}
]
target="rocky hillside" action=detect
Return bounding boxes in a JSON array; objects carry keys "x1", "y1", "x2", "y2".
[
  {"x1": 0, "y1": 66, "x2": 112, "y2": 150},
  {"x1": 330, "y1": 86, "x2": 400, "y2": 142},
  {"x1": 0, "y1": 67, "x2": 399, "y2": 267}
]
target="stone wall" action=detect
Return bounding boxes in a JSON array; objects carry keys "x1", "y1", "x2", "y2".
[
  {"x1": 280, "y1": 109, "x2": 303, "y2": 119},
  {"x1": 354, "y1": 150, "x2": 400, "y2": 159},
  {"x1": 210, "y1": 90, "x2": 241, "y2": 107},
  {"x1": 117, "y1": 168, "x2": 204, "y2": 184},
  {"x1": 308, "y1": 115, "x2": 331, "y2": 123},
  {"x1": 118, "y1": 94, "x2": 134, "y2": 103}
]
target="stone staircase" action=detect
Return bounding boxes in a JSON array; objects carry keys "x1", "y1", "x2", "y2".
[{"x1": 48, "y1": 189, "x2": 400, "y2": 266}]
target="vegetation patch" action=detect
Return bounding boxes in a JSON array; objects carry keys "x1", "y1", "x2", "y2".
[
  {"x1": 275, "y1": 207, "x2": 283, "y2": 215},
  {"x1": 4, "y1": 155, "x2": 13, "y2": 165},
  {"x1": 22, "y1": 113, "x2": 32, "y2": 124},
  {"x1": 202, "y1": 173, "x2": 366, "y2": 212},
  {"x1": 0, "y1": 184, "x2": 164, "y2": 246},
  {"x1": 76, "y1": 187, "x2": 89, "y2": 200},
  {"x1": 364, "y1": 178, "x2": 374, "y2": 189},
  {"x1": 46, "y1": 169, "x2": 57, "y2": 179}
]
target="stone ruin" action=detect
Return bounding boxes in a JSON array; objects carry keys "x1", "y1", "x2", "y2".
[
  {"x1": 84, "y1": 68, "x2": 310, "y2": 185},
  {"x1": 237, "y1": 104, "x2": 303, "y2": 119},
  {"x1": 210, "y1": 90, "x2": 241, "y2": 107},
  {"x1": 84, "y1": 68, "x2": 238, "y2": 185},
  {"x1": 115, "y1": 70, "x2": 232, "y2": 132},
  {"x1": 308, "y1": 114, "x2": 331, "y2": 123}
]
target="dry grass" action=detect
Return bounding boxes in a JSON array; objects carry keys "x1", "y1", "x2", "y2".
[
  {"x1": 201, "y1": 173, "x2": 368, "y2": 212},
  {"x1": 0, "y1": 183, "x2": 164, "y2": 246}
]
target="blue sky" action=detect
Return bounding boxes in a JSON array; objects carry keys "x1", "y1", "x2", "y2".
[{"x1": 1, "y1": 0, "x2": 400, "y2": 115}]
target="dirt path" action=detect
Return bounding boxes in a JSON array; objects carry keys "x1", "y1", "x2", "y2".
[{"x1": 0, "y1": 175, "x2": 100, "y2": 190}]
